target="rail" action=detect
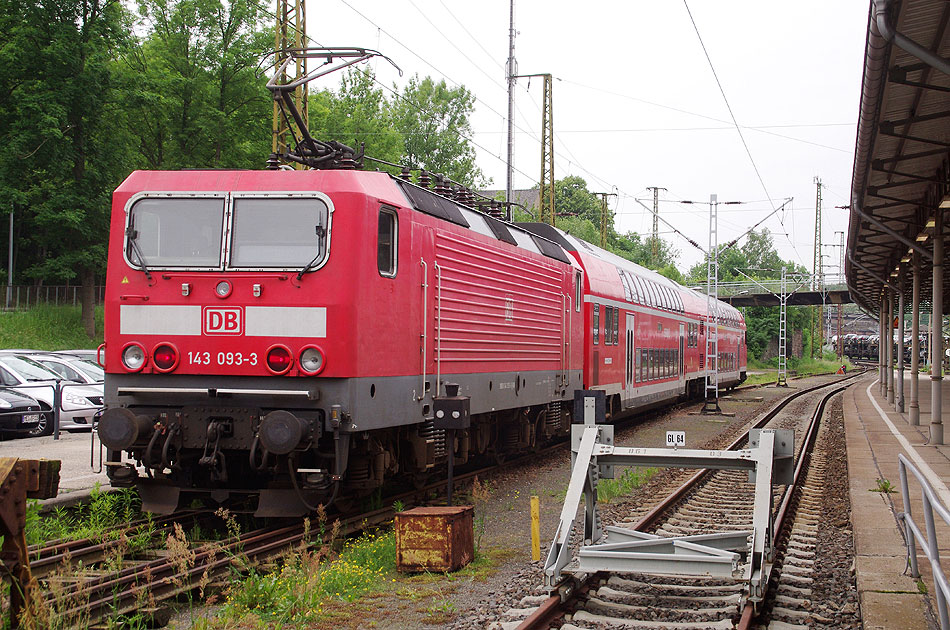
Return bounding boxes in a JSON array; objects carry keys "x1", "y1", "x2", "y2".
[{"x1": 898, "y1": 452, "x2": 950, "y2": 629}]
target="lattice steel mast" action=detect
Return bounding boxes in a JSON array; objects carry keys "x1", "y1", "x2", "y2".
[
  {"x1": 812, "y1": 177, "x2": 823, "y2": 358},
  {"x1": 646, "y1": 187, "x2": 666, "y2": 264},
  {"x1": 539, "y1": 74, "x2": 554, "y2": 225},
  {"x1": 273, "y1": 0, "x2": 308, "y2": 162},
  {"x1": 702, "y1": 194, "x2": 722, "y2": 414},
  {"x1": 594, "y1": 192, "x2": 617, "y2": 248}
]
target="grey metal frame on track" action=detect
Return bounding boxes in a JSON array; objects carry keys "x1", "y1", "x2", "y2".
[
  {"x1": 543, "y1": 392, "x2": 794, "y2": 606},
  {"x1": 898, "y1": 453, "x2": 950, "y2": 630}
]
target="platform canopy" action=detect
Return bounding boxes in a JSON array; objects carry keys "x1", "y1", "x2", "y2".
[{"x1": 847, "y1": 0, "x2": 950, "y2": 314}]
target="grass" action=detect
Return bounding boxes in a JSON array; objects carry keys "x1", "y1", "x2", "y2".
[
  {"x1": 598, "y1": 467, "x2": 658, "y2": 504},
  {"x1": 0, "y1": 305, "x2": 102, "y2": 350},
  {"x1": 23, "y1": 485, "x2": 149, "y2": 547},
  {"x1": 743, "y1": 353, "x2": 853, "y2": 386},
  {"x1": 219, "y1": 526, "x2": 397, "y2": 626}
]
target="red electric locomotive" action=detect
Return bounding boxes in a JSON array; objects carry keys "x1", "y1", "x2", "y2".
[{"x1": 99, "y1": 169, "x2": 586, "y2": 515}]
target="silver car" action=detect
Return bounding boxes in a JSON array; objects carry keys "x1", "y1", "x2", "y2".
[
  {"x1": 27, "y1": 353, "x2": 104, "y2": 385},
  {"x1": 0, "y1": 354, "x2": 103, "y2": 435}
]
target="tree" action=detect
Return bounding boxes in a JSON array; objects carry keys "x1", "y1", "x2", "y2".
[
  {"x1": 309, "y1": 69, "x2": 403, "y2": 168},
  {"x1": 0, "y1": 0, "x2": 134, "y2": 336},
  {"x1": 389, "y1": 75, "x2": 486, "y2": 187},
  {"x1": 554, "y1": 176, "x2": 601, "y2": 224},
  {"x1": 122, "y1": 0, "x2": 271, "y2": 169}
]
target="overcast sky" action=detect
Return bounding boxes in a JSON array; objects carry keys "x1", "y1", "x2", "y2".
[{"x1": 306, "y1": 1, "x2": 869, "y2": 276}]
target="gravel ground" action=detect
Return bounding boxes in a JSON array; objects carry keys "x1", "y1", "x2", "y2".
[
  {"x1": 803, "y1": 394, "x2": 861, "y2": 628},
  {"x1": 165, "y1": 374, "x2": 848, "y2": 629}
]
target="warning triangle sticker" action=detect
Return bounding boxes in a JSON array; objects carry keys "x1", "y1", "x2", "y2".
[{"x1": 121, "y1": 276, "x2": 129, "y2": 284}]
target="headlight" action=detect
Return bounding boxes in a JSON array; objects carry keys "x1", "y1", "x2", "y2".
[
  {"x1": 122, "y1": 344, "x2": 147, "y2": 371},
  {"x1": 0, "y1": 399, "x2": 11, "y2": 409},
  {"x1": 215, "y1": 280, "x2": 232, "y2": 298},
  {"x1": 299, "y1": 346, "x2": 325, "y2": 375},
  {"x1": 63, "y1": 392, "x2": 87, "y2": 408}
]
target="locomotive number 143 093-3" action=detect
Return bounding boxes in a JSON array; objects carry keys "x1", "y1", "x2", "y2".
[{"x1": 187, "y1": 351, "x2": 258, "y2": 366}]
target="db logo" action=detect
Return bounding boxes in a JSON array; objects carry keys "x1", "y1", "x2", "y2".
[{"x1": 203, "y1": 307, "x2": 243, "y2": 336}]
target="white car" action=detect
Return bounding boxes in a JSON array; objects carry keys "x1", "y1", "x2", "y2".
[
  {"x1": 26, "y1": 352, "x2": 104, "y2": 385},
  {"x1": 0, "y1": 354, "x2": 103, "y2": 436}
]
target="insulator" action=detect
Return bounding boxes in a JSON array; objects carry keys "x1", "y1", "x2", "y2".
[
  {"x1": 399, "y1": 167, "x2": 412, "y2": 181},
  {"x1": 418, "y1": 170, "x2": 431, "y2": 188},
  {"x1": 432, "y1": 174, "x2": 450, "y2": 196}
]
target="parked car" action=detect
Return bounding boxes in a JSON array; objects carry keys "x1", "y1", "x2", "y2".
[
  {"x1": 0, "y1": 353, "x2": 103, "y2": 435},
  {"x1": 54, "y1": 349, "x2": 99, "y2": 363},
  {"x1": 0, "y1": 389, "x2": 43, "y2": 436},
  {"x1": 25, "y1": 352, "x2": 104, "y2": 384}
]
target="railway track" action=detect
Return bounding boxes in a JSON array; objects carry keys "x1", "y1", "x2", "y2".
[
  {"x1": 510, "y1": 371, "x2": 864, "y2": 630},
  {"x1": 20, "y1": 374, "x2": 853, "y2": 627}
]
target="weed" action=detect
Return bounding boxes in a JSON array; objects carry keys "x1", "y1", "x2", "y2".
[
  {"x1": 598, "y1": 467, "x2": 658, "y2": 503},
  {"x1": 221, "y1": 527, "x2": 396, "y2": 625},
  {"x1": 392, "y1": 499, "x2": 406, "y2": 513},
  {"x1": 469, "y1": 476, "x2": 492, "y2": 556},
  {"x1": 871, "y1": 478, "x2": 897, "y2": 493}
]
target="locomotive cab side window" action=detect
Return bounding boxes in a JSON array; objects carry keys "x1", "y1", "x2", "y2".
[
  {"x1": 575, "y1": 271, "x2": 582, "y2": 312},
  {"x1": 377, "y1": 208, "x2": 398, "y2": 277}
]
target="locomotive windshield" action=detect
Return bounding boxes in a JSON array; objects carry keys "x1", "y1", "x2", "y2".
[
  {"x1": 127, "y1": 198, "x2": 225, "y2": 268},
  {"x1": 230, "y1": 197, "x2": 328, "y2": 268},
  {"x1": 125, "y1": 196, "x2": 329, "y2": 270}
]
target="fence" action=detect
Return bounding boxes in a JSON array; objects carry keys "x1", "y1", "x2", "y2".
[
  {"x1": 898, "y1": 453, "x2": 950, "y2": 629},
  {"x1": 2, "y1": 285, "x2": 106, "y2": 310}
]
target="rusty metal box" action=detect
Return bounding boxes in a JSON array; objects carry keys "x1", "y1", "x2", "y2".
[{"x1": 394, "y1": 506, "x2": 474, "y2": 573}]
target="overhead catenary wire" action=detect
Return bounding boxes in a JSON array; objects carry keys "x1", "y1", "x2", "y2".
[{"x1": 682, "y1": 0, "x2": 776, "y2": 211}]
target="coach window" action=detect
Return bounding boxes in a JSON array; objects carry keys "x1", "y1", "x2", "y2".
[
  {"x1": 593, "y1": 304, "x2": 600, "y2": 345},
  {"x1": 613, "y1": 309, "x2": 620, "y2": 345},
  {"x1": 575, "y1": 271, "x2": 582, "y2": 312},
  {"x1": 376, "y1": 208, "x2": 398, "y2": 277},
  {"x1": 231, "y1": 197, "x2": 330, "y2": 269}
]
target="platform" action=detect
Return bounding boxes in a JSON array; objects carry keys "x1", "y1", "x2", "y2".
[{"x1": 845, "y1": 372, "x2": 950, "y2": 629}]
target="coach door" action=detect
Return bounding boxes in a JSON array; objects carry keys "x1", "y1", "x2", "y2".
[
  {"x1": 625, "y1": 313, "x2": 636, "y2": 395},
  {"x1": 679, "y1": 323, "x2": 686, "y2": 389}
]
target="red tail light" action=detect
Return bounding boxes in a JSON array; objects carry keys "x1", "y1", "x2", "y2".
[
  {"x1": 266, "y1": 345, "x2": 293, "y2": 374},
  {"x1": 152, "y1": 343, "x2": 179, "y2": 372}
]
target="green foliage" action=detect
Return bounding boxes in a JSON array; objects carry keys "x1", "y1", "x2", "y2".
[
  {"x1": 0, "y1": 305, "x2": 103, "y2": 349},
  {"x1": 123, "y1": 0, "x2": 272, "y2": 169},
  {"x1": 24, "y1": 485, "x2": 146, "y2": 547},
  {"x1": 310, "y1": 69, "x2": 404, "y2": 169},
  {"x1": 0, "y1": 0, "x2": 135, "y2": 336},
  {"x1": 389, "y1": 75, "x2": 487, "y2": 187},
  {"x1": 224, "y1": 529, "x2": 397, "y2": 623},
  {"x1": 598, "y1": 467, "x2": 657, "y2": 504}
]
